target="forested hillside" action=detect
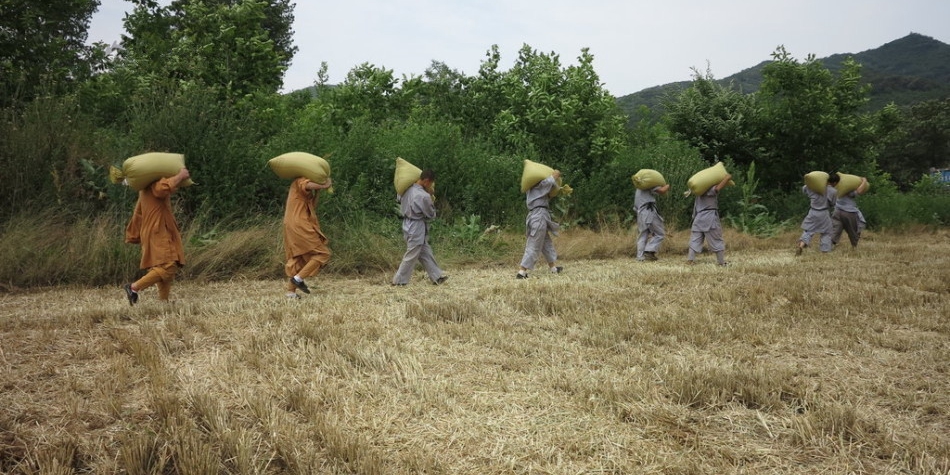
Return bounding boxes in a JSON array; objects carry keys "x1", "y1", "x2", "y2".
[{"x1": 617, "y1": 33, "x2": 950, "y2": 123}]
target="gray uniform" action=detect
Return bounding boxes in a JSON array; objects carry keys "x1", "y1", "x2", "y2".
[
  {"x1": 519, "y1": 176, "x2": 559, "y2": 270},
  {"x1": 392, "y1": 183, "x2": 445, "y2": 285},
  {"x1": 799, "y1": 185, "x2": 836, "y2": 252},
  {"x1": 688, "y1": 186, "x2": 725, "y2": 262},
  {"x1": 831, "y1": 190, "x2": 866, "y2": 247},
  {"x1": 634, "y1": 187, "x2": 665, "y2": 259}
]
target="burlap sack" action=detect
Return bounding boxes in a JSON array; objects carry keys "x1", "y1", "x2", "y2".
[
  {"x1": 109, "y1": 152, "x2": 194, "y2": 191},
  {"x1": 804, "y1": 171, "x2": 829, "y2": 194},
  {"x1": 269, "y1": 152, "x2": 331, "y2": 185},
  {"x1": 520, "y1": 159, "x2": 555, "y2": 193},
  {"x1": 835, "y1": 173, "x2": 869, "y2": 197},
  {"x1": 686, "y1": 162, "x2": 730, "y2": 196},
  {"x1": 394, "y1": 157, "x2": 423, "y2": 195},
  {"x1": 632, "y1": 169, "x2": 666, "y2": 190}
]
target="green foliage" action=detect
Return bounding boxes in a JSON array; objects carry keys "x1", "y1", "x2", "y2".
[
  {"x1": 724, "y1": 162, "x2": 790, "y2": 237},
  {"x1": 0, "y1": 0, "x2": 101, "y2": 106},
  {"x1": 663, "y1": 67, "x2": 762, "y2": 165},
  {"x1": 756, "y1": 49, "x2": 881, "y2": 189},
  {"x1": 117, "y1": 0, "x2": 293, "y2": 99},
  {"x1": 877, "y1": 97, "x2": 950, "y2": 189}
]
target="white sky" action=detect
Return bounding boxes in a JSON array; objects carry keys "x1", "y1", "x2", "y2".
[{"x1": 87, "y1": 0, "x2": 950, "y2": 96}]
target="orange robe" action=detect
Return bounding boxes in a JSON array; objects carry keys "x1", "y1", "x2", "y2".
[
  {"x1": 125, "y1": 178, "x2": 185, "y2": 269},
  {"x1": 283, "y1": 177, "x2": 330, "y2": 262}
]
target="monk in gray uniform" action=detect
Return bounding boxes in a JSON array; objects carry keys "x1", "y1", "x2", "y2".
[
  {"x1": 393, "y1": 169, "x2": 447, "y2": 286},
  {"x1": 634, "y1": 183, "x2": 670, "y2": 261},
  {"x1": 687, "y1": 173, "x2": 732, "y2": 266},
  {"x1": 796, "y1": 173, "x2": 840, "y2": 255},
  {"x1": 516, "y1": 171, "x2": 564, "y2": 279},
  {"x1": 832, "y1": 176, "x2": 869, "y2": 248}
]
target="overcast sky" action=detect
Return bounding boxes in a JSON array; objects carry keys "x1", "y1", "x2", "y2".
[{"x1": 87, "y1": 0, "x2": 950, "y2": 96}]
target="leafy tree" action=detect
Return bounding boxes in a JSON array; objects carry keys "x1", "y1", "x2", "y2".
[
  {"x1": 0, "y1": 0, "x2": 101, "y2": 105},
  {"x1": 878, "y1": 97, "x2": 950, "y2": 189},
  {"x1": 755, "y1": 47, "x2": 880, "y2": 188},
  {"x1": 117, "y1": 0, "x2": 294, "y2": 98},
  {"x1": 664, "y1": 66, "x2": 762, "y2": 165},
  {"x1": 463, "y1": 45, "x2": 626, "y2": 176}
]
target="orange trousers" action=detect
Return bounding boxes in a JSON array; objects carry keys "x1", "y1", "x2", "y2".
[
  {"x1": 285, "y1": 251, "x2": 330, "y2": 292},
  {"x1": 133, "y1": 262, "x2": 180, "y2": 300}
]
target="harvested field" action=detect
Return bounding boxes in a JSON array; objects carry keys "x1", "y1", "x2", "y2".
[{"x1": 1, "y1": 229, "x2": 948, "y2": 474}]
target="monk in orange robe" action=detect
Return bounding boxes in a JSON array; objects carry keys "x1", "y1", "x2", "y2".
[
  {"x1": 284, "y1": 176, "x2": 332, "y2": 298},
  {"x1": 123, "y1": 167, "x2": 190, "y2": 305}
]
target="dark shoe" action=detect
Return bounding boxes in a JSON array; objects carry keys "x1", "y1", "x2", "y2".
[
  {"x1": 718, "y1": 261, "x2": 730, "y2": 267},
  {"x1": 391, "y1": 282, "x2": 407, "y2": 286},
  {"x1": 644, "y1": 252, "x2": 658, "y2": 261},
  {"x1": 516, "y1": 273, "x2": 529, "y2": 279},
  {"x1": 124, "y1": 284, "x2": 138, "y2": 306},
  {"x1": 291, "y1": 277, "x2": 311, "y2": 294},
  {"x1": 550, "y1": 266, "x2": 563, "y2": 274},
  {"x1": 434, "y1": 275, "x2": 449, "y2": 285}
]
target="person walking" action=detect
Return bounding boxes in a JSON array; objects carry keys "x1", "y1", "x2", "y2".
[
  {"x1": 687, "y1": 173, "x2": 732, "y2": 266},
  {"x1": 393, "y1": 170, "x2": 447, "y2": 286},
  {"x1": 284, "y1": 176, "x2": 333, "y2": 298},
  {"x1": 832, "y1": 176, "x2": 869, "y2": 248},
  {"x1": 123, "y1": 167, "x2": 190, "y2": 305},
  {"x1": 796, "y1": 173, "x2": 840, "y2": 255},
  {"x1": 516, "y1": 170, "x2": 564, "y2": 279},
  {"x1": 635, "y1": 183, "x2": 670, "y2": 261}
]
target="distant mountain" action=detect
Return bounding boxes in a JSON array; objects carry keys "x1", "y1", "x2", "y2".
[{"x1": 616, "y1": 33, "x2": 950, "y2": 125}]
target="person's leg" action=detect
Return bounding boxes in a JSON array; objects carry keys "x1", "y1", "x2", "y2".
[
  {"x1": 394, "y1": 234, "x2": 424, "y2": 285},
  {"x1": 831, "y1": 210, "x2": 844, "y2": 246},
  {"x1": 645, "y1": 220, "x2": 665, "y2": 257},
  {"x1": 541, "y1": 233, "x2": 560, "y2": 272},
  {"x1": 635, "y1": 219, "x2": 648, "y2": 260},
  {"x1": 298, "y1": 250, "x2": 330, "y2": 280},
  {"x1": 706, "y1": 228, "x2": 726, "y2": 265},
  {"x1": 687, "y1": 231, "x2": 704, "y2": 262},
  {"x1": 518, "y1": 225, "x2": 545, "y2": 272},
  {"x1": 131, "y1": 263, "x2": 177, "y2": 300},
  {"x1": 417, "y1": 240, "x2": 445, "y2": 282}
]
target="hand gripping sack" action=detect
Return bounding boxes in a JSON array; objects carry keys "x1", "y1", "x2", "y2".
[
  {"x1": 269, "y1": 152, "x2": 331, "y2": 184},
  {"x1": 109, "y1": 152, "x2": 194, "y2": 191},
  {"x1": 804, "y1": 171, "x2": 829, "y2": 194},
  {"x1": 632, "y1": 169, "x2": 666, "y2": 190},
  {"x1": 835, "y1": 173, "x2": 869, "y2": 197},
  {"x1": 394, "y1": 157, "x2": 423, "y2": 195},
  {"x1": 686, "y1": 162, "x2": 730, "y2": 196}
]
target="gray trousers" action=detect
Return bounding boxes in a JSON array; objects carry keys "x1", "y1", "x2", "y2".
[
  {"x1": 520, "y1": 229, "x2": 557, "y2": 270},
  {"x1": 832, "y1": 209, "x2": 861, "y2": 247},
  {"x1": 393, "y1": 222, "x2": 443, "y2": 285},
  {"x1": 799, "y1": 229, "x2": 834, "y2": 252},
  {"x1": 636, "y1": 215, "x2": 665, "y2": 259}
]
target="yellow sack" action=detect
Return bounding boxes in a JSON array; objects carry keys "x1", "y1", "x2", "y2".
[
  {"x1": 109, "y1": 152, "x2": 194, "y2": 191},
  {"x1": 685, "y1": 162, "x2": 730, "y2": 196},
  {"x1": 394, "y1": 157, "x2": 422, "y2": 195},
  {"x1": 804, "y1": 171, "x2": 829, "y2": 194},
  {"x1": 269, "y1": 152, "x2": 330, "y2": 184},
  {"x1": 835, "y1": 173, "x2": 868, "y2": 197},
  {"x1": 632, "y1": 169, "x2": 666, "y2": 190},
  {"x1": 520, "y1": 159, "x2": 556, "y2": 193}
]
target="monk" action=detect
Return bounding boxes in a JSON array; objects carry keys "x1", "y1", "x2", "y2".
[
  {"x1": 284, "y1": 176, "x2": 332, "y2": 298},
  {"x1": 123, "y1": 167, "x2": 190, "y2": 305},
  {"x1": 392, "y1": 169, "x2": 447, "y2": 286},
  {"x1": 687, "y1": 173, "x2": 732, "y2": 266},
  {"x1": 796, "y1": 173, "x2": 839, "y2": 255},
  {"x1": 516, "y1": 170, "x2": 563, "y2": 279},
  {"x1": 634, "y1": 182, "x2": 671, "y2": 261}
]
